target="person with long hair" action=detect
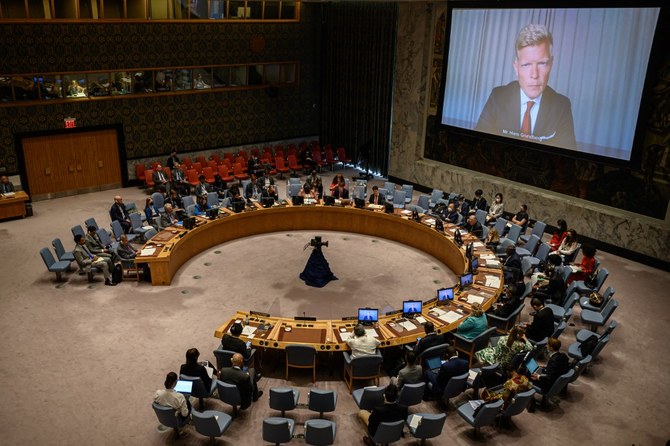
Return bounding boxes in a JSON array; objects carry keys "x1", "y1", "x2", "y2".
[
  {"x1": 475, "y1": 325, "x2": 532, "y2": 370},
  {"x1": 549, "y1": 219, "x2": 568, "y2": 251},
  {"x1": 568, "y1": 245, "x2": 597, "y2": 284},
  {"x1": 486, "y1": 192, "x2": 504, "y2": 224}
]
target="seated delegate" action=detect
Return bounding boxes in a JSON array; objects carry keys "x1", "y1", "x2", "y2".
[{"x1": 346, "y1": 324, "x2": 380, "y2": 358}]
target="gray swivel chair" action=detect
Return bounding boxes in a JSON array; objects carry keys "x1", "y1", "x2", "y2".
[
  {"x1": 342, "y1": 351, "x2": 383, "y2": 392},
  {"x1": 213, "y1": 348, "x2": 256, "y2": 369},
  {"x1": 488, "y1": 303, "x2": 526, "y2": 334},
  {"x1": 71, "y1": 224, "x2": 85, "y2": 239},
  {"x1": 579, "y1": 286, "x2": 615, "y2": 312},
  {"x1": 428, "y1": 189, "x2": 443, "y2": 207},
  {"x1": 180, "y1": 374, "x2": 216, "y2": 409},
  {"x1": 285, "y1": 344, "x2": 317, "y2": 382},
  {"x1": 52, "y1": 238, "x2": 75, "y2": 263},
  {"x1": 96, "y1": 228, "x2": 119, "y2": 251},
  {"x1": 304, "y1": 419, "x2": 336, "y2": 446},
  {"x1": 151, "y1": 191, "x2": 165, "y2": 213},
  {"x1": 416, "y1": 195, "x2": 430, "y2": 213},
  {"x1": 493, "y1": 218, "x2": 507, "y2": 236},
  {"x1": 574, "y1": 268, "x2": 609, "y2": 295},
  {"x1": 456, "y1": 398, "x2": 504, "y2": 437},
  {"x1": 453, "y1": 326, "x2": 497, "y2": 367},
  {"x1": 288, "y1": 182, "x2": 302, "y2": 198},
  {"x1": 438, "y1": 372, "x2": 468, "y2": 410},
  {"x1": 384, "y1": 181, "x2": 396, "y2": 201},
  {"x1": 307, "y1": 389, "x2": 337, "y2": 418},
  {"x1": 182, "y1": 195, "x2": 196, "y2": 210},
  {"x1": 566, "y1": 355, "x2": 593, "y2": 388},
  {"x1": 546, "y1": 292, "x2": 579, "y2": 322},
  {"x1": 370, "y1": 420, "x2": 404, "y2": 445},
  {"x1": 520, "y1": 220, "x2": 546, "y2": 244},
  {"x1": 269, "y1": 387, "x2": 300, "y2": 417},
  {"x1": 516, "y1": 234, "x2": 540, "y2": 257},
  {"x1": 528, "y1": 242, "x2": 551, "y2": 271},
  {"x1": 499, "y1": 388, "x2": 536, "y2": 425},
  {"x1": 216, "y1": 380, "x2": 242, "y2": 417},
  {"x1": 406, "y1": 413, "x2": 446, "y2": 445},
  {"x1": 144, "y1": 228, "x2": 157, "y2": 241},
  {"x1": 567, "y1": 335, "x2": 610, "y2": 363},
  {"x1": 580, "y1": 298, "x2": 619, "y2": 332},
  {"x1": 206, "y1": 191, "x2": 220, "y2": 208},
  {"x1": 111, "y1": 219, "x2": 138, "y2": 243},
  {"x1": 263, "y1": 417, "x2": 295, "y2": 446},
  {"x1": 416, "y1": 344, "x2": 449, "y2": 370},
  {"x1": 402, "y1": 184, "x2": 413, "y2": 203},
  {"x1": 575, "y1": 320, "x2": 617, "y2": 343},
  {"x1": 40, "y1": 247, "x2": 71, "y2": 282},
  {"x1": 152, "y1": 401, "x2": 188, "y2": 441},
  {"x1": 532, "y1": 368, "x2": 574, "y2": 409},
  {"x1": 393, "y1": 190, "x2": 406, "y2": 209},
  {"x1": 352, "y1": 386, "x2": 385, "y2": 411},
  {"x1": 84, "y1": 217, "x2": 102, "y2": 232},
  {"x1": 191, "y1": 409, "x2": 232, "y2": 445},
  {"x1": 397, "y1": 382, "x2": 425, "y2": 408},
  {"x1": 475, "y1": 209, "x2": 487, "y2": 226},
  {"x1": 129, "y1": 212, "x2": 150, "y2": 240}
]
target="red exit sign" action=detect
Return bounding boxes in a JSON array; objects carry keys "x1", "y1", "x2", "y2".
[{"x1": 64, "y1": 117, "x2": 77, "y2": 129}]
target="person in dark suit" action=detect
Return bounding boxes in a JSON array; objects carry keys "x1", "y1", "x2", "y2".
[
  {"x1": 220, "y1": 322, "x2": 252, "y2": 361},
  {"x1": 463, "y1": 214, "x2": 483, "y2": 239},
  {"x1": 444, "y1": 202, "x2": 460, "y2": 224},
  {"x1": 489, "y1": 280, "x2": 524, "y2": 318},
  {"x1": 533, "y1": 268, "x2": 567, "y2": 305},
  {"x1": 165, "y1": 150, "x2": 180, "y2": 170},
  {"x1": 472, "y1": 189, "x2": 487, "y2": 212},
  {"x1": 0, "y1": 175, "x2": 15, "y2": 193},
  {"x1": 475, "y1": 24, "x2": 576, "y2": 150},
  {"x1": 84, "y1": 225, "x2": 119, "y2": 263},
  {"x1": 503, "y1": 245, "x2": 522, "y2": 283},
  {"x1": 368, "y1": 185, "x2": 386, "y2": 205},
  {"x1": 152, "y1": 164, "x2": 170, "y2": 193},
  {"x1": 531, "y1": 337, "x2": 570, "y2": 393},
  {"x1": 179, "y1": 348, "x2": 217, "y2": 392},
  {"x1": 110, "y1": 195, "x2": 132, "y2": 234},
  {"x1": 512, "y1": 204, "x2": 530, "y2": 232},
  {"x1": 332, "y1": 181, "x2": 349, "y2": 199},
  {"x1": 414, "y1": 321, "x2": 445, "y2": 357},
  {"x1": 170, "y1": 162, "x2": 189, "y2": 196},
  {"x1": 218, "y1": 353, "x2": 262, "y2": 409},
  {"x1": 359, "y1": 384, "x2": 408, "y2": 446},
  {"x1": 524, "y1": 298, "x2": 555, "y2": 342},
  {"x1": 424, "y1": 345, "x2": 469, "y2": 398},
  {"x1": 456, "y1": 194, "x2": 470, "y2": 218}
]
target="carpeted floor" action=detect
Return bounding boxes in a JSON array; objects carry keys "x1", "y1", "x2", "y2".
[{"x1": 0, "y1": 168, "x2": 668, "y2": 445}]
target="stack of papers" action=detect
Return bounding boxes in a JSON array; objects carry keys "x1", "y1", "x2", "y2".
[
  {"x1": 431, "y1": 308, "x2": 446, "y2": 317},
  {"x1": 368, "y1": 204, "x2": 384, "y2": 210},
  {"x1": 473, "y1": 241, "x2": 485, "y2": 248},
  {"x1": 485, "y1": 259, "x2": 501, "y2": 268},
  {"x1": 467, "y1": 295, "x2": 485, "y2": 305},
  {"x1": 140, "y1": 247, "x2": 156, "y2": 256},
  {"x1": 408, "y1": 415, "x2": 422, "y2": 429},
  {"x1": 340, "y1": 332, "x2": 352, "y2": 342},
  {"x1": 425, "y1": 218, "x2": 436, "y2": 226},
  {"x1": 399, "y1": 321, "x2": 416, "y2": 331},
  {"x1": 365, "y1": 328, "x2": 379, "y2": 338},
  {"x1": 415, "y1": 316, "x2": 427, "y2": 324},
  {"x1": 479, "y1": 253, "x2": 497, "y2": 260},
  {"x1": 242, "y1": 326, "x2": 257, "y2": 336},
  {"x1": 485, "y1": 276, "x2": 501, "y2": 288},
  {"x1": 440, "y1": 311, "x2": 462, "y2": 324}
]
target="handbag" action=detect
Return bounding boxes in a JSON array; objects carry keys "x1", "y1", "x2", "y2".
[{"x1": 588, "y1": 291, "x2": 603, "y2": 307}]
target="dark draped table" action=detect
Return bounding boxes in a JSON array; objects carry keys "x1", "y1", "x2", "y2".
[{"x1": 299, "y1": 249, "x2": 337, "y2": 288}]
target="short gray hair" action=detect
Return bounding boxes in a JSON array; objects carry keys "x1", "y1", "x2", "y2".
[
  {"x1": 515, "y1": 24, "x2": 553, "y2": 57},
  {"x1": 354, "y1": 324, "x2": 366, "y2": 337}
]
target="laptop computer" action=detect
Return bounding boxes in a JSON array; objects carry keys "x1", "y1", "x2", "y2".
[
  {"x1": 525, "y1": 357, "x2": 540, "y2": 374},
  {"x1": 425, "y1": 356, "x2": 444, "y2": 372},
  {"x1": 174, "y1": 380, "x2": 193, "y2": 394}
]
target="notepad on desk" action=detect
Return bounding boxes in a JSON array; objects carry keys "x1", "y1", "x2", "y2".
[
  {"x1": 485, "y1": 276, "x2": 501, "y2": 288},
  {"x1": 140, "y1": 247, "x2": 156, "y2": 256},
  {"x1": 242, "y1": 326, "x2": 257, "y2": 336},
  {"x1": 467, "y1": 295, "x2": 485, "y2": 305},
  {"x1": 441, "y1": 311, "x2": 461, "y2": 324},
  {"x1": 340, "y1": 332, "x2": 352, "y2": 342},
  {"x1": 415, "y1": 316, "x2": 427, "y2": 324},
  {"x1": 365, "y1": 328, "x2": 379, "y2": 338},
  {"x1": 399, "y1": 320, "x2": 416, "y2": 331}
]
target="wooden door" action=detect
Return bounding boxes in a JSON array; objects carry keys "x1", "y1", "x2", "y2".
[{"x1": 21, "y1": 129, "x2": 122, "y2": 200}]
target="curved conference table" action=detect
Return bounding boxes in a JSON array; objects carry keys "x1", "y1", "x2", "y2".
[{"x1": 136, "y1": 203, "x2": 504, "y2": 352}]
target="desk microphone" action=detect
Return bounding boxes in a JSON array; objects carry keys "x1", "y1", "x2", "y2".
[{"x1": 303, "y1": 312, "x2": 306, "y2": 318}]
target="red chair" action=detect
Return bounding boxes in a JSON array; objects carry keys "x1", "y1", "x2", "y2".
[
  {"x1": 324, "y1": 147, "x2": 341, "y2": 171},
  {"x1": 263, "y1": 146, "x2": 273, "y2": 156},
  {"x1": 196, "y1": 155, "x2": 207, "y2": 165},
  {"x1": 202, "y1": 166, "x2": 216, "y2": 184},
  {"x1": 145, "y1": 169, "x2": 155, "y2": 189},
  {"x1": 135, "y1": 164, "x2": 146, "y2": 182},
  {"x1": 217, "y1": 165, "x2": 234, "y2": 183},
  {"x1": 275, "y1": 148, "x2": 285, "y2": 159},
  {"x1": 233, "y1": 163, "x2": 250, "y2": 181},
  {"x1": 162, "y1": 166, "x2": 172, "y2": 181},
  {"x1": 186, "y1": 169, "x2": 200, "y2": 187},
  {"x1": 211, "y1": 154, "x2": 222, "y2": 164},
  {"x1": 337, "y1": 147, "x2": 352, "y2": 166},
  {"x1": 207, "y1": 160, "x2": 218, "y2": 170},
  {"x1": 312, "y1": 150, "x2": 327, "y2": 170},
  {"x1": 235, "y1": 156, "x2": 247, "y2": 169},
  {"x1": 287, "y1": 154, "x2": 302, "y2": 177},
  {"x1": 287, "y1": 145, "x2": 297, "y2": 158},
  {"x1": 221, "y1": 159, "x2": 233, "y2": 174},
  {"x1": 250, "y1": 148, "x2": 260, "y2": 157},
  {"x1": 275, "y1": 157, "x2": 290, "y2": 179},
  {"x1": 192, "y1": 162, "x2": 203, "y2": 174},
  {"x1": 224, "y1": 152, "x2": 234, "y2": 162},
  {"x1": 181, "y1": 157, "x2": 193, "y2": 169},
  {"x1": 237, "y1": 150, "x2": 248, "y2": 160},
  {"x1": 151, "y1": 161, "x2": 160, "y2": 170}
]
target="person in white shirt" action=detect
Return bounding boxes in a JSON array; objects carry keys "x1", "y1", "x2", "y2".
[
  {"x1": 346, "y1": 324, "x2": 381, "y2": 358},
  {"x1": 154, "y1": 372, "x2": 191, "y2": 424}
]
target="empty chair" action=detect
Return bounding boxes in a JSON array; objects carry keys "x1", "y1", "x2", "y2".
[
  {"x1": 206, "y1": 192, "x2": 220, "y2": 208},
  {"x1": 528, "y1": 242, "x2": 551, "y2": 271},
  {"x1": 493, "y1": 217, "x2": 508, "y2": 236},
  {"x1": 580, "y1": 298, "x2": 619, "y2": 332},
  {"x1": 487, "y1": 303, "x2": 525, "y2": 334},
  {"x1": 263, "y1": 417, "x2": 295, "y2": 446},
  {"x1": 406, "y1": 413, "x2": 446, "y2": 445},
  {"x1": 438, "y1": 372, "x2": 468, "y2": 409},
  {"x1": 532, "y1": 369, "x2": 574, "y2": 409},
  {"x1": 576, "y1": 320, "x2": 617, "y2": 344},
  {"x1": 144, "y1": 168, "x2": 155, "y2": 189},
  {"x1": 342, "y1": 351, "x2": 383, "y2": 393},
  {"x1": 152, "y1": 402, "x2": 188, "y2": 441},
  {"x1": 71, "y1": 224, "x2": 85, "y2": 239},
  {"x1": 369, "y1": 420, "x2": 404, "y2": 446},
  {"x1": 574, "y1": 268, "x2": 609, "y2": 295},
  {"x1": 52, "y1": 238, "x2": 75, "y2": 262},
  {"x1": 352, "y1": 185, "x2": 366, "y2": 201},
  {"x1": 216, "y1": 380, "x2": 243, "y2": 417},
  {"x1": 401, "y1": 184, "x2": 413, "y2": 203},
  {"x1": 40, "y1": 247, "x2": 71, "y2": 282},
  {"x1": 269, "y1": 387, "x2": 300, "y2": 417},
  {"x1": 287, "y1": 154, "x2": 302, "y2": 176},
  {"x1": 180, "y1": 375, "x2": 216, "y2": 409},
  {"x1": 144, "y1": 228, "x2": 157, "y2": 241},
  {"x1": 474, "y1": 209, "x2": 487, "y2": 226},
  {"x1": 567, "y1": 355, "x2": 593, "y2": 388},
  {"x1": 233, "y1": 163, "x2": 249, "y2": 181},
  {"x1": 352, "y1": 386, "x2": 385, "y2": 411},
  {"x1": 520, "y1": 220, "x2": 546, "y2": 244},
  {"x1": 307, "y1": 389, "x2": 337, "y2": 418},
  {"x1": 453, "y1": 326, "x2": 497, "y2": 367},
  {"x1": 516, "y1": 234, "x2": 540, "y2": 257},
  {"x1": 429, "y1": 189, "x2": 444, "y2": 207},
  {"x1": 579, "y1": 286, "x2": 615, "y2": 312},
  {"x1": 398, "y1": 382, "x2": 426, "y2": 408},
  {"x1": 182, "y1": 195, "x2": 196, "y2": 210},
  {"x1": 288, "y1": 182, "x2": 302, "y2": 198},
  {"x1": 135, "y1": 163, "x2": 147, "y2": 183},
  {"x1": 568, "y1": 335, "x2": 610, "y2": 363},
  {"x1": 285, "y1": 345, "x2": 317, "y2": 382},
  {"x1": 111, "y1": 220, "x2": 138, "y2": 243},
  {"x1": 456, "y1": 398, "x2": 504, "y2": 437},
  {"x1": 552, "y1": 320, "x2": 568, "y2": 339},
  {"x1": 274, "y1": 157, "x2": 290, "y2": 178},
  {"x1": 546, "y1": 292, "x2": 579, "y2": 322},
  {"x1": 129, "y1": 213, "x2": 150, "y2": 240},
  {"x1": 192, "y1": 409, "x2": 232, "y2": 445},
  {"x1": 151, "y1": 191, "x2": 165, "y2": 213},
  {"x1": 393, "y1": 190, "x2": 406, "y2": 209},
  {"x1": 496, "y1": 224, "x2": 523, "y2": 254},
  {"x1": 416, "y1": 194, "x2": 430, "y2": 212},
  {"x1": 84, "y1": 217, "x2": 101, "y2": 231},
  {"x1": 304, "y1": 419, "x2": 336, "y2": 446},
  {"x1": 383, "y1": 181, "x2": 396, "y2": 200}
]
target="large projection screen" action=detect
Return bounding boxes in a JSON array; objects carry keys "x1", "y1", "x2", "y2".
[{"x1": 440, "y1": 7, "x2": 660, "y2": 161}]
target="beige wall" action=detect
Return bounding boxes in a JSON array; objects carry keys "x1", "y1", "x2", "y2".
[{"x1": 390, "y1": 2, "x2": 670, "y2": 263}]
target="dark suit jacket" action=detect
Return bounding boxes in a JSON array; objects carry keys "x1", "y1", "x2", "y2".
[
  {"x1": 179, "y1": 362, "x2": 212, "y2": 392},
  {"x1": 414, "y1": 332, "x2": 445, "y2": 357},
  {"x1": 0, "y1": 182, "x2": 15, "y2": 193},
  {"x1": 504, "y1": 252, "x2": 522, "y2": 271},
  {"x1": 220, "y1": 334, "x2": 250, "y2": 360},
  {"x1": 333, "y1": 187, "x2": 349, "y2": 199},
  {"x1": 368, "y1": 193, "x2": 386, "y2": 205},
  {"x1": 475, "y1": 81, "x2": 576, "y2": 150},
  {"x1": 435, "y1": 356, "x2": 469, "y2": 395},
  {"x1": 152, "y1": 170, "x2": 169, "y2": 185},
  {"x1": 109, "y1": 203, "x2": 129, "y2": 223},
  {"x1": 464, "y1": 220, "x2": 483, "y2": 238},
  {"x1": 368, "y1": 402, "x2": 408, "y2": 437},
  {"x1": 538, "y1": 352, "x2": 570, "y2": 393},
  {"x1": 526, "y1": 307, "x2": 555, "y2": 342},
  {"x1": 219, "y1": 366, "x2": 254, "y2": 409}
]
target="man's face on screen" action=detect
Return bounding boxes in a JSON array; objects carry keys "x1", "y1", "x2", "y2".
[{"x1": 513, "y1": 42, "x2": 553, "y2": 100}]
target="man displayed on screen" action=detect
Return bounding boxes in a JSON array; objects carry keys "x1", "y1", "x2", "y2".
[{"x1": 475, "y1": 24, "x2": 576, "y2": 150}]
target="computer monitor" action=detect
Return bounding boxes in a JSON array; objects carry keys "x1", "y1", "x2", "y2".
[
  {"x1": 470, "y1": 256, "x2": 479, "y2": 274},
  {"x1": 232, "y1": 200, "x2": 246, "y2": 213},
  {"x1": 323, "y1": 195, "x2": 335, "y2": 206},
  {"x1": 292, "y1": 195, "x2": 304, "y2": 206},
  {"x1": 402, "y1": 300, "x2": 422, "y2": 317},
  {"x1": 354, "y1": 198, "x2": 365, "y2": 209},
  {"x1": 412, "y1": 209, "x2": 420, "y2": 222},
  {"x1": 435, "y1": 219, "x2": 444, "y2": 233},
  {"x1": 206, "y1": 208, "x2": 219, "y2": 220},
  {"x1": 454, "y1": 229, "x2": 463, "y2": 246},
  {"x1": 437, "y1": 287, "x2": 454, "y2": 303},
  {"x1": 261, "y1": 196, "x2": 275, "y2": 208},
  {"x1": 460, "y1": 272, "x2": 473, "y2": 289},
  {"x1": 384, "y1": 203, "x2": 394, "y2": 214},
  {"x1": 466, "y1": 242, "x2": 474, "y2": 260},
  {"x1": 358, "y1": 308, "x2": 379, "y2": 324}
]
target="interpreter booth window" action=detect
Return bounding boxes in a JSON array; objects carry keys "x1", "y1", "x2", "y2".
[
  {"x1": 174, "y1": 69, "x2": 192, "y2": 91},
  {"x1": 111, "y1": 72, "x2": 132, "y2": 95},
  {"x1": 42, "y1": 75, "x2": 64, "y2": 100},
  {"x1": 230, "y1": 66, "x2": 248, "y2": 86},
  {"x1": 193, "y1": 68, "x2": 212, "y2": 89},
  {"x1": 248, "y1": 65, "x2": 264, "y2": 86},
  {"x1": 133, "y1": 71, "x2": 152, "y2": 93},
  {"x1": 229, "y1": 0, "x2": 249, "y2": 19},
  {"x1": 104, "y1": 0, "x2": 124, "y2": 18},
  {"x1": 79, "y1": 0, "x2": 103, "y2": 19},
  {"x1": 12, "y1": 76, "x2": 39, "y2": 101},
  {"x1": 0, "y1": 77, "x2": 13, "y2": 102},
  {"x1": 62, "y1": 74, "x2": 87, "y2": 98},
  {"x1": 149, "y1": 0, "x2": 172, "y2": 19},
  {"x1": 53, "y1": 0, "x2": 78, "y2": 18},
  {"x1": 0, "y1": 0, "x2": 27, "y2": 18},
  {"x1": 281, "y1": 0, "x2": 296, "y2": 19},
  {"x1": 87, "y1": 73, "x2": 111, "y2": 97},
  {"x1": 209, "y1": 0, "x2": 226, "y2": 19},
  {"x1": 188, "y1": 0, "x2": 207, "y2": 19},
  {"x1": 247, "y1": 0, "x2": 262, "y2": 19},
  {"x1": 27, "y1": 0, "x2": 49, "y2": 18},
  {"x1": 154, "y1": 70, "x2": 174, "y2": 92},
  {"x1": 212, "y1": 67, "x2": 230, "y2": 87},
  {"x1": 126, "y1": 0, "x2": 147, "y2": 18}
]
